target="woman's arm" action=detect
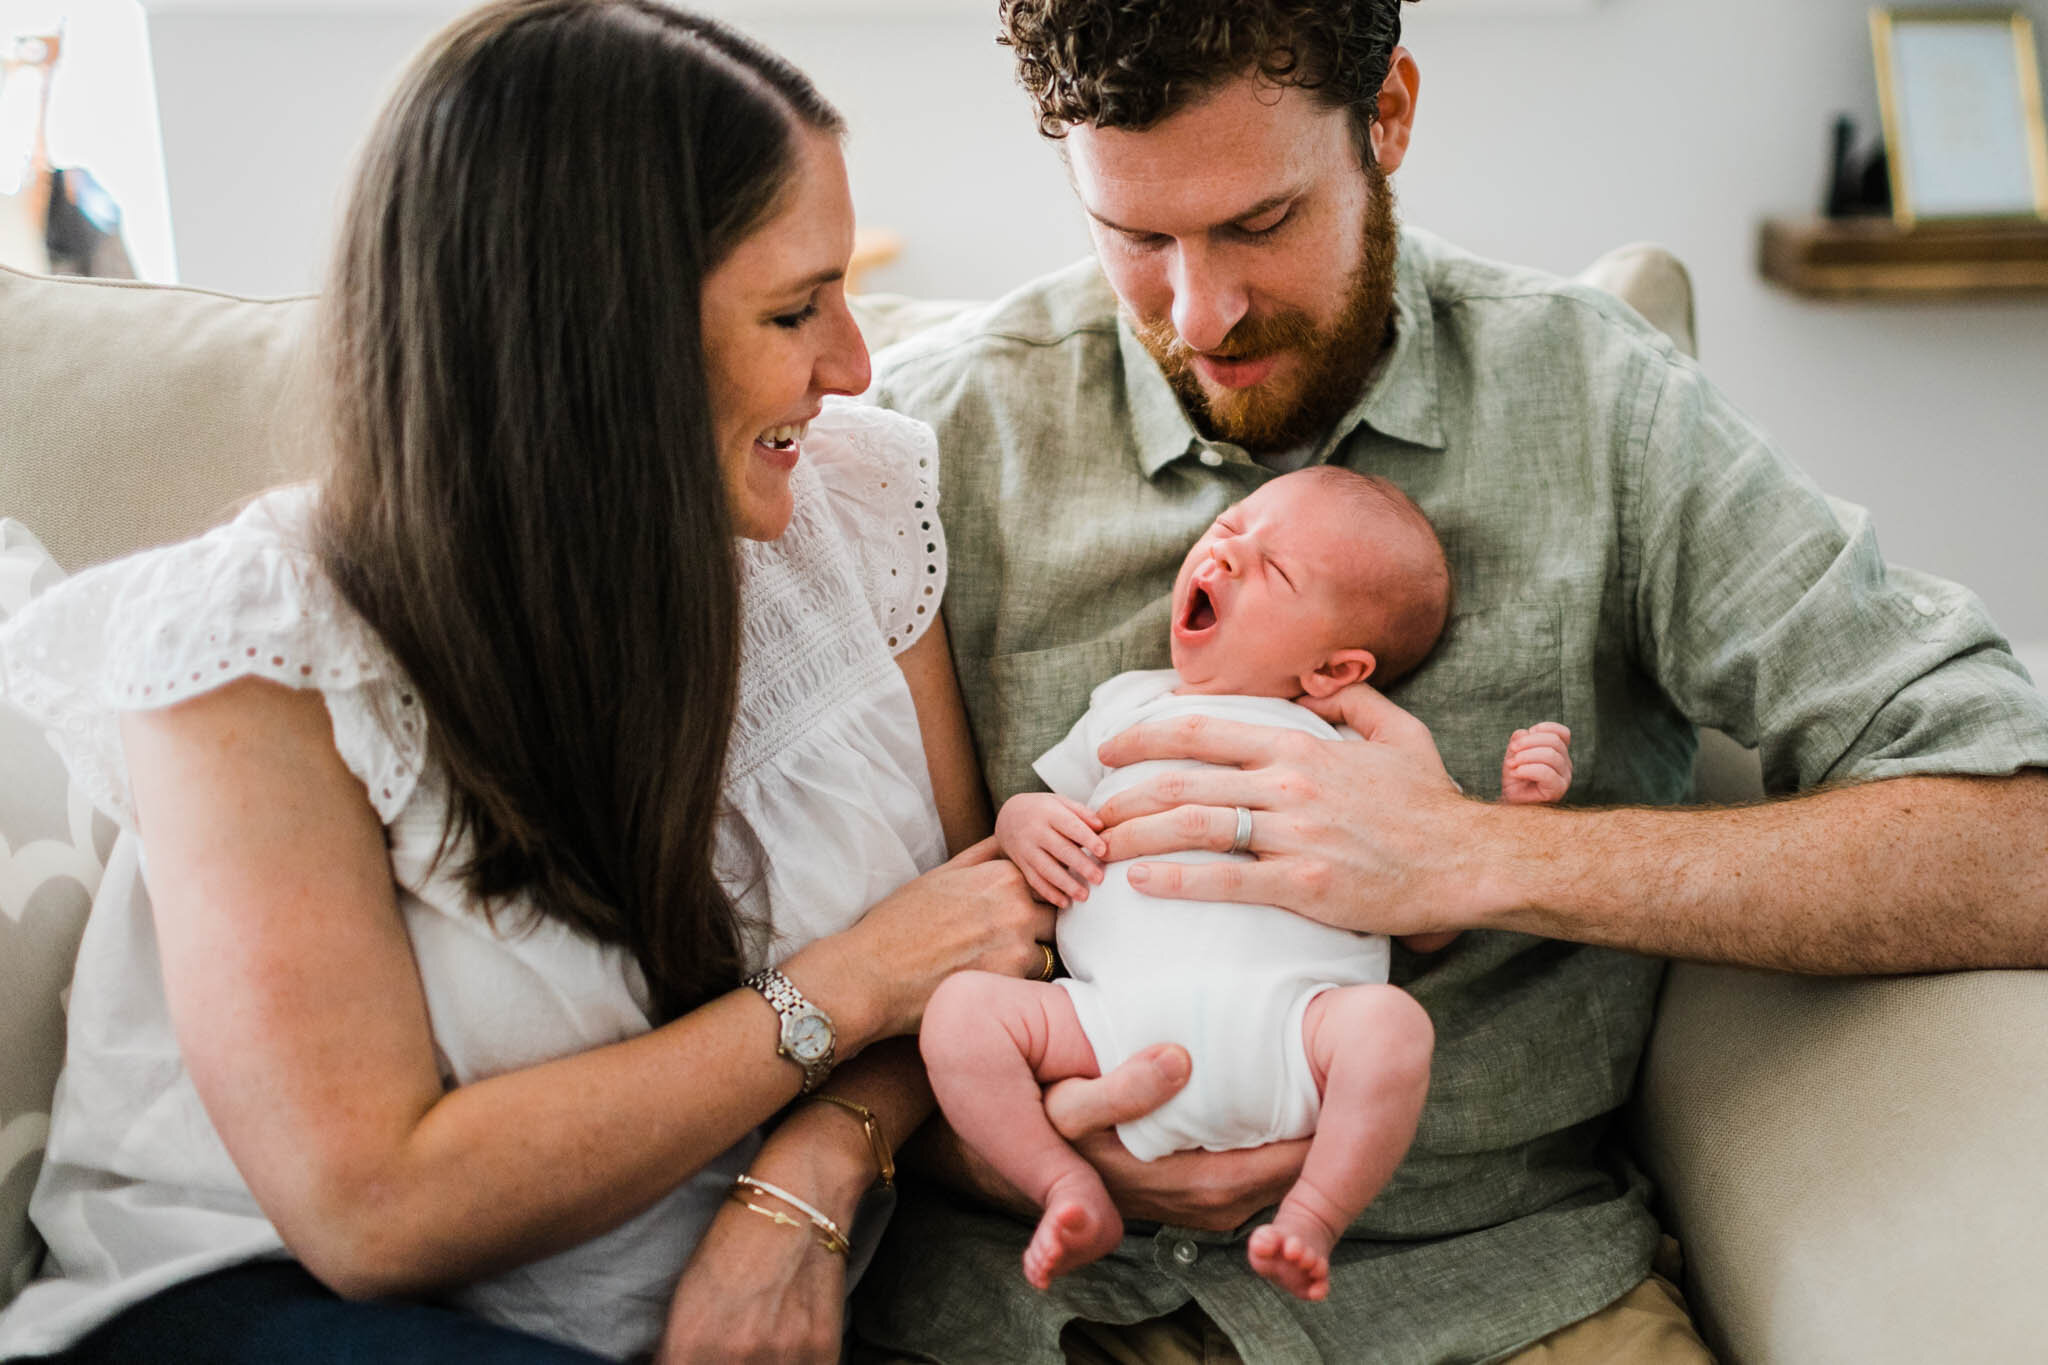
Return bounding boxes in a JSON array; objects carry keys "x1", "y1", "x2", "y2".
[
  {"x1": 122, "y1": 677, "x2": 1045, "y2": 1301},
  {"x1": 896, "y1": 615, "x2": 993, "y2": 855},
  {"x1": 660, "y1": 1039, "x2": 930, "y2": 1362}
]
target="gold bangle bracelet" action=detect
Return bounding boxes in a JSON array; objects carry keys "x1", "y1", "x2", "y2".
[
  {"x1": 729, "y1": 1175, "x2": 849, "y2": 1256},
  {"x1": 808, "y1": 1092, "x2": 895, "y2": 1189}
]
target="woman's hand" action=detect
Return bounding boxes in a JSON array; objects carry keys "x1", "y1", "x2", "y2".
[
  {"x1": 658, "y1": 1195, "x2": 847, "y2": 1365},
  {"x1": 801, "y1": 837, "x2": 1052, "y2": 1041},
  {"x1": 1089, "y1": 682, "x2": 1488, "y2": 940}
]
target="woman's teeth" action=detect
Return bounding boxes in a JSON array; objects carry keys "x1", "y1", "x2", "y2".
[{"x1": 757, "y1": 423, "x2": 807, "y2": 451}]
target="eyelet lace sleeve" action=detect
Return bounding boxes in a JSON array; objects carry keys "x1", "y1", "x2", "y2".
[
  {"x1": 0, "y1": 486, "x2": 427, "y2": 828},
  {"x1": 802, "y1": 400, "x2": 947, "y2": 656}
]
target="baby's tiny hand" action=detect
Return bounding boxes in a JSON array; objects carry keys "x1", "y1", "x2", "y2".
[
  {"x1": 1501, "y1": 721, "x2": 1572, "y2": 805},
  {"x1": 995, "y1": 792, "x2": 1108, "y2": 909}
]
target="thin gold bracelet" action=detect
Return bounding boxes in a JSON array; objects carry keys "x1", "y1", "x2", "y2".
[
  {"x1": 729, "y1": 1174, "x2": 850, "y2": 1256},
  {"x1": 808, "y1": 1092, "x2": 895, "y2": 1189}
]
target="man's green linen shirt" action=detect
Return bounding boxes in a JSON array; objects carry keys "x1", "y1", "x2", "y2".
[{"x1": 856, "y1": 227, "x2": 2048, "y2": 1364}]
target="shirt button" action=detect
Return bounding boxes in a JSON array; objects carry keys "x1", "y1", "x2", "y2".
[
  {"x1": 1172, "y1": 1239, "x2": 1200, "y2": 1266},
  {"x1": 1197, "y1": 448, "x2": 1224, "y2": 468},
  {"x1": 1911, "y1": 594, "x2": 1938, "y2": 616}
]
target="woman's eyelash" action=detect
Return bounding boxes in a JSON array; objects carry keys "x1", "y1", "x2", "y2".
[{"x1": 772, "y1": 303, "x2": 820, "y2": 330}]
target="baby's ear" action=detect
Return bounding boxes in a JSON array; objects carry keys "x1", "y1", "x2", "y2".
[{"x1": 1300, "y1": 649, "x2": 1377, "y2": 698}]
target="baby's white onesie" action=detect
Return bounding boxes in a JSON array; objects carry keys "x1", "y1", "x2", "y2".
[{"x1": 1036, "y1": 668, "x2": 1390, "y2": 1162}]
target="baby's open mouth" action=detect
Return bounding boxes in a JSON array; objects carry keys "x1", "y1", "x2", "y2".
[{"x1": 1182, "y1": 584, "x2": 1217, "y2": 633}]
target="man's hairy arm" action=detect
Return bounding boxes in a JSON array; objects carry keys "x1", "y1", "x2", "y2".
[
  {"x1": 1479, "y1": 771, "x2": 2048, "y2": 972},
  {"x1": 1093, "y1": 693, "x2": 2048, "y2": 975}
]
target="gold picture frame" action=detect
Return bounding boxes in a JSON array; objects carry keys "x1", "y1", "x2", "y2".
[{"x1": 1871, "y1": 7, "x2": 2048, "y2": 228}]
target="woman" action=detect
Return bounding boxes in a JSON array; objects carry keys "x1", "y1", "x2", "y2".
[{"x1": 0, "y1": 3, "x2": 1051, "y2": 1359}]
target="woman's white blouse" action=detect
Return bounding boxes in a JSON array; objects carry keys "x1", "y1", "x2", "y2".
[{"x1": 0, "y1": 401, "x2": 950, "y2": 1360}]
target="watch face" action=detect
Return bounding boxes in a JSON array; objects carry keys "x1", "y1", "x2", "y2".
[{"x1": 788, "y1": 1013, "x2": 832, "y2": 1062}]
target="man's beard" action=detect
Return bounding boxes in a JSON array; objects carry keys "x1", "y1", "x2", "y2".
[{"x1": 1130, "y1": 161, "x2": 1400, "y2": 456}]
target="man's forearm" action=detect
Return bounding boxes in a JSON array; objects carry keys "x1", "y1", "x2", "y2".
[{"x1": 1475, "y1": 770, "x2": 2048, "y2": 973}]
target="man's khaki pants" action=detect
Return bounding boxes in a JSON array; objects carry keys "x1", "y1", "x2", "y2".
[{"x1": 1062, "y1": 1245, "x2": 1712, "y2": 1364}]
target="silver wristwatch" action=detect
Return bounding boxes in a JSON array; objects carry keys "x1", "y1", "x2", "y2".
[{"x1": 744, "y1": 967, "x2": 835, "y2": 1093}]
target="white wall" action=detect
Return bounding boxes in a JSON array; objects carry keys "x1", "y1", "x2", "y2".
[{"x1": 146, "y1": 0, "x2": 2048, "y2": 646}]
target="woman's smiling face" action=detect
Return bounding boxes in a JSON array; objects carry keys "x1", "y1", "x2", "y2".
[{"x1": 699, "y1": 127, "x2": 872, "y2": 541}]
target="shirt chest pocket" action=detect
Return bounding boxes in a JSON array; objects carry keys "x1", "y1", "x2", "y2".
[
  {"x1": 1391, "y1": 602, "x2": 1573, "y2": 801},
  {"x1": 978, "y1": 638, "x2": 1128, "y2": 803}
]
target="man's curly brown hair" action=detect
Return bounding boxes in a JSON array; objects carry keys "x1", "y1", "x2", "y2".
[{"x1": 998, "y1": 0, "x2": 1417, "y2": 161}]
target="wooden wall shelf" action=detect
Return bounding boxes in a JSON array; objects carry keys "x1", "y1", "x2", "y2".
[{"x1": 1758, "y1": 217, "x2": 2048, "y2": 299}]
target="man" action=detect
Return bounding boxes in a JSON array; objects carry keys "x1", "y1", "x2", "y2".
[{"x1": 855, "y1": 2, "x2": 2048, "y2": 1360}]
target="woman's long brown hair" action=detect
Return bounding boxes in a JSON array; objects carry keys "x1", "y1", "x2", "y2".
[{"x1": 314, "y1": 0, "x2": 843, "y2": 1022}]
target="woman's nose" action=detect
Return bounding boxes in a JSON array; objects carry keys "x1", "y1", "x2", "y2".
[{"x1": 817, "y1": 296, "x2": 873, "y2": 397}]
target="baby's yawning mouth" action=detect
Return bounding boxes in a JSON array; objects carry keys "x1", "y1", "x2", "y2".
[{"x1": 1183, "y1": 584, "x2": 1218, "y2": 632}]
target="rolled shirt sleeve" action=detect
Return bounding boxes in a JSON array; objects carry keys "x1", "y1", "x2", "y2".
[{"x1": 1627, "y1": 355, "x2": 2048, "y2": 794}]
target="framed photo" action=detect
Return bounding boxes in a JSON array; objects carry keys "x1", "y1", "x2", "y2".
[{"x1": 1871, "y1": 8, "x2": 2048, "y2": 227}]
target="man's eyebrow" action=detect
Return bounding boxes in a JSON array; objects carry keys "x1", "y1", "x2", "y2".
[{"x1": 1086, "y1": 190, "x2": 1300, "y2": 237}]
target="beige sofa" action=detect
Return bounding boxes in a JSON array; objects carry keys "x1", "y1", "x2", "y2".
[{"x1": 4, "y1": 253, "x2": 2046, "y2": 1362}]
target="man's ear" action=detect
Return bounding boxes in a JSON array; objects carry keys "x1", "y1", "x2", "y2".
[
  {"x1": 1301, "y1": 649, "x2": 1377, "y2": 698},
  {"x1": 1370, "y1": 48, "x2": 1421, "y2": 175}
]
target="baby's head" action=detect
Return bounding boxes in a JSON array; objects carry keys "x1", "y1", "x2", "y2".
[{"x1": 1169, "y1": 467, "x2": 1450, "y2": 700}]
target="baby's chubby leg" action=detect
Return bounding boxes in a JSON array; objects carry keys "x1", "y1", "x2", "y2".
[
  {"x1": 1247, "y1": 984, "x2": 1433, "y2": 1302},
  {"x1": 920, "y1": 972, "x2": 1123, "y2": 1288}
]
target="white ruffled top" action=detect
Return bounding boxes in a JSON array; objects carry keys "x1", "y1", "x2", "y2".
[{"x1": 0, "y1": 400, "x2": 949, "y2": 1360}]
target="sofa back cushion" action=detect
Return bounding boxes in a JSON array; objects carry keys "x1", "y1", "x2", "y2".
[
  {"x1": 0, "y1": 522, "x2": 113, "y2": 1307},
  {"x1": 0, "y1": 265, "x2": 316, "y2": 574}
]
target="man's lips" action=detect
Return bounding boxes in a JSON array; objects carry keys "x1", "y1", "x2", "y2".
[{"x1": 1191, "y1": 352, "x2": 1280, "y2": 390}]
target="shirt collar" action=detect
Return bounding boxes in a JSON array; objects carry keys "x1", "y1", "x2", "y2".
[
  {"x1": 1326, "y1": 240, "x2": 1447, "y2": 458},
  {"x1": 1119, "y1": 234, "x2": 1448, "y2": 481},
  {"x1": 1119, "y1": 316, "x2": 1206, "y2": 479}
]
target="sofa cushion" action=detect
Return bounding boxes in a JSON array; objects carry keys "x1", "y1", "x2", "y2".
[
  {"x1": 0, "y1": 521, "x2": 113, "y2": 1307},
  {"x1": 0, "y1": 265, "x2": 316, "y2": 574}
]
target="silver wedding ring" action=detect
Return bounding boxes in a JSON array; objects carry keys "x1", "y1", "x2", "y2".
[{"x1": 1228, "y1": 805, "x2": 1254, "y2": 857}]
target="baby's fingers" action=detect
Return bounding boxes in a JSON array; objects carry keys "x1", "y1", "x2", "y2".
[
  {"x1": 1058, "y1": 796, "x2": 1107, "y2": 833},
  {"x1": 1027, "y1": 849, "x2": 1089, "y2": 906},
  {"x1": 1050, "y1": 812, "x2": 1108, "y2": 874},
  {"x1": 1020, "y1": 860, "x2": 1074, "y2": 909},
  {"x1": 1510, "y1": 738, "x2": 1570, "y2": 769}
]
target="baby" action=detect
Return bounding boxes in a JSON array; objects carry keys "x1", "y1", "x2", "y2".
[{"x1": 920, "y1": 466, "x2": 1572, "y2": 1301}]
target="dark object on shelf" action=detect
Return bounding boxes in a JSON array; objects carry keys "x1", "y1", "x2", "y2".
[
  {"x1": 44, "y1": 167, "x2": 135, "y2": 279},
  {"x1": 1823, "y1": 115, "x2": 1892, "y2": 219},
  {"x1": 1758, "y1": 216, "x2": 2048, "y2": 298}
]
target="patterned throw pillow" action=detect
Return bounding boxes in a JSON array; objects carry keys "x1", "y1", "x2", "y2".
[{"x1": 0, "y1": 519, "x2": 111, "y2": 1306}]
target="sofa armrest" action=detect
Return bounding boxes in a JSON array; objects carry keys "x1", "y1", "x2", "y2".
[{"x1": 1633, "y1": 964, "x2": 2048, "y2": 1363}]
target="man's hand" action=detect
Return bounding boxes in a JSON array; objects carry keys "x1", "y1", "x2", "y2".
[
  {"x1": 1091, "y1": 682, "x2": 1482, "y2": 939},
  {"x1": 911, "y1": 1043, "x2": 1306, "y2": 1232}
]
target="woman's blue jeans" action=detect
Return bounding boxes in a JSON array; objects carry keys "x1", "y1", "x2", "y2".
[{"x1": 39, "y1": 1259, "x2": 611, "y2": 1363}]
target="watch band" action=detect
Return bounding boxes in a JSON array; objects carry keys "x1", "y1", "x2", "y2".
[{"x1": 744, "y1": 967, "x2": 835, "y2": 1093}]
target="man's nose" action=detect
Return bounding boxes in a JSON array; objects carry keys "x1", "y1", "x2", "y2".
[{"x1": 1170, "y1": 245, "x2": 1248, "y2": 354}]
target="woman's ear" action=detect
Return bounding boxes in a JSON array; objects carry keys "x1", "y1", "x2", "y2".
[{"x1": 1300, "y1": 649, "x2": 1377, "y2": 699}]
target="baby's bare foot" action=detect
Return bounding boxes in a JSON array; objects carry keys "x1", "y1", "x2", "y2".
[
  {"x1": 1247, "y1": 1221, "x2": 1332, "y2": 1302},
  {"x1": 1022, "y1": 1175, "x2": 1122, "y2": 1290}
]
